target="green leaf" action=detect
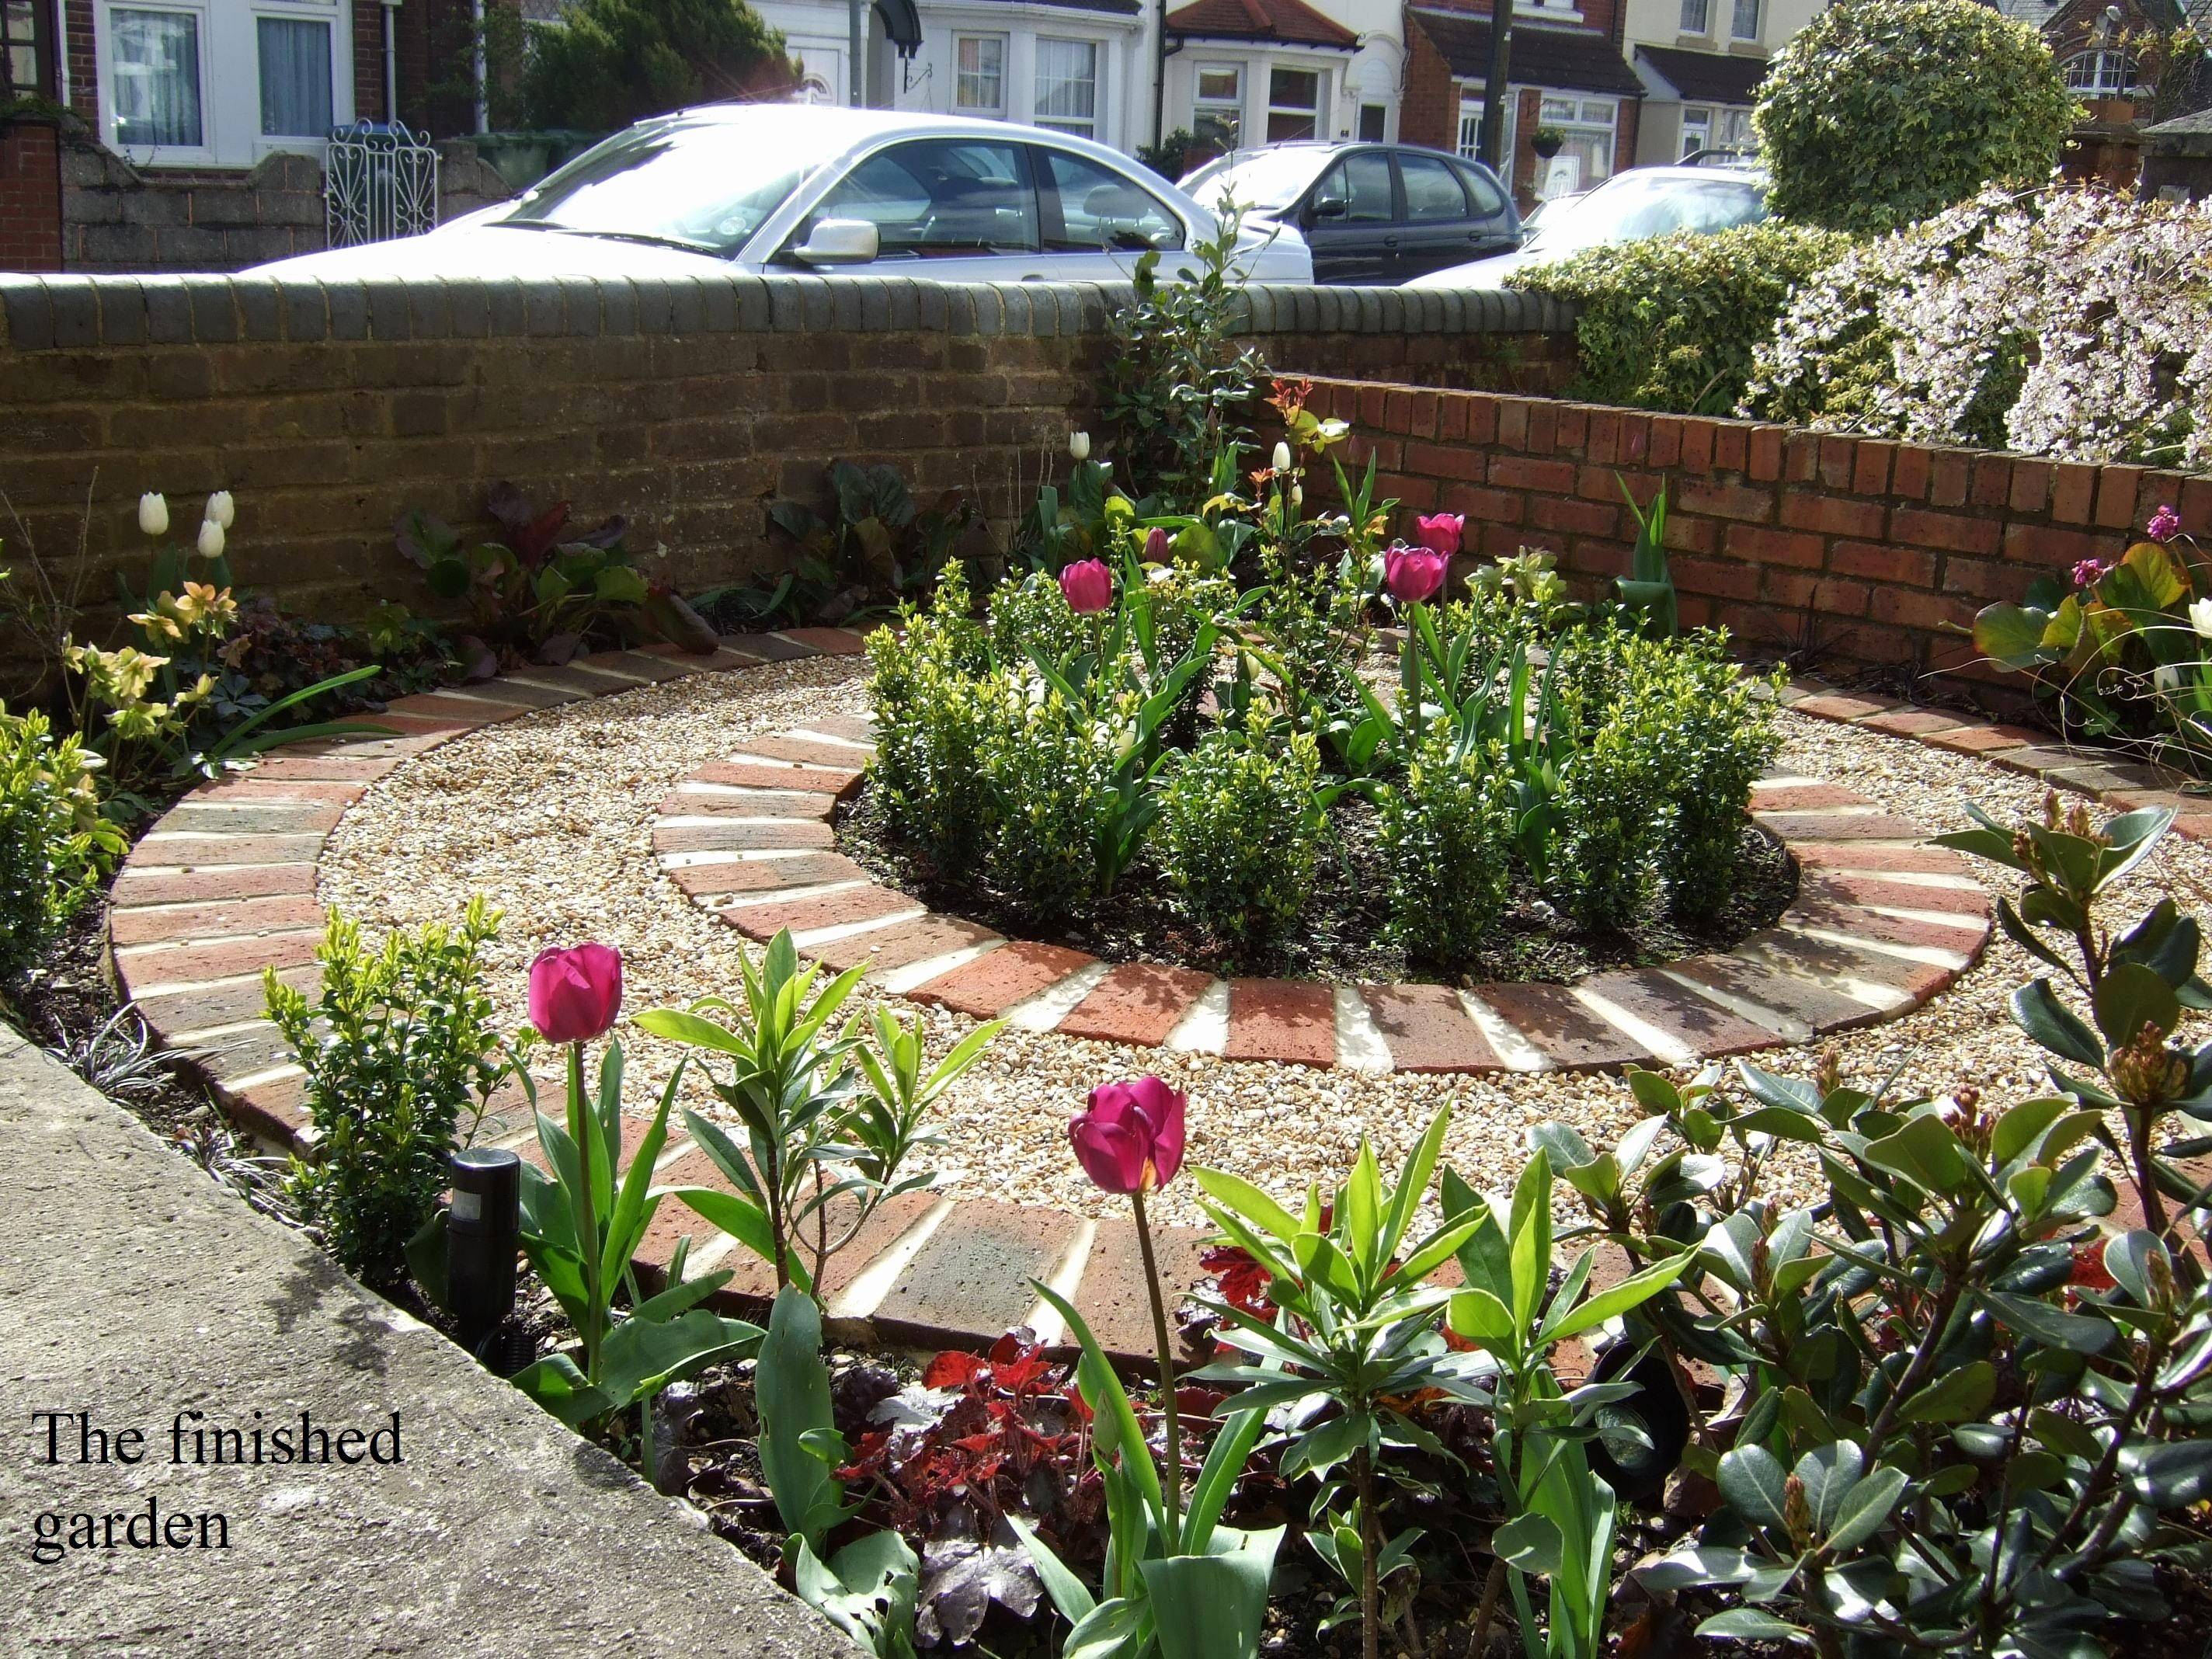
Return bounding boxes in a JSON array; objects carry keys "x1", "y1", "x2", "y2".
[
  {"x1": 1492, "y1": 1511, "x2": 1563, "y2": 1577},
  {"x1": 2095, "y1": 961, "x2": 2182, "y2": 1047},
  {"x1": 1007, "y1": 1514, "x2": 1097, "y2": 1626},
  {"x1": 597, "y1": 1307, "x2": 760, "y2": 1406},
  {"x1": 1982, "y1": 1291, "x2": 2116, "y2": 1353},
  {"x1": 755, "y1": 1289, "x2": 848, "y2": 1551},
  {"x1": 1191, "y1": 1166, "x2": 1303, "y2": 1244},
  {"x1": 1540, "y1": 1250, "x2": 1694, "y2": 1347},
  {"x1": 1140, "y1": 1530, "x2": 1284, "y2": 1659},
  {"x1": 2105, "y1": 1229, "x2": 2171, "y2": 1307},
  {"x1": 2012, "y1": 979, "x2": 2107, "y2": 1068},
  {"x1": 2121, "y1": 1442, "x2": 2212, "y2": 1509},
  {"x1": 1698, "y1": 1609, "x2": 1810, "y2": 1643},
  {"x1": 1719, "y1": 1445, "x2": 1789, "y2": 1531},
  {"x1": 510, "y1": 1352, "x2": 617, "y2": 1427},
  {"x1": 1898, "y1": 1361, "x2": 1995, "y2": 1424},
  {"x1": 1824, "y1": 1463, "x2": 1908, "y2": 1553},
  {"x1": 1974, "y1": 601, "x2": 2057, "y2": 669}
]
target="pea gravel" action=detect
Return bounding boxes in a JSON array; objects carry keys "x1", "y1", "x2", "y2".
[{"x1": 318, "y1": 658, "x2": 2212, "y2": 1226}]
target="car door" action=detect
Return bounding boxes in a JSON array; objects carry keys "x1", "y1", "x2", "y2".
[
  {"x1": 1299, "y1": 150, "x2": 1396, "y2": 284},
  {"x1": 1389, "y1": 151, "x2": 1511, "y2": 281},
  {"x1": 794, "y1": 136, "x2": 1042, "y2": 282},
  {"x1": 1028, "y1": 144, "x2": 1191, "y2": 281}
]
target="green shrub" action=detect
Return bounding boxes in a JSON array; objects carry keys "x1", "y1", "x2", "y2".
[
  {"x1": 519, "y1": 0, "x2": 799, "y2": 131},
  {"x1": 1379, "y1": 724, "x2": 1517, "y2": 967},
  {"x1": 1155, "y1": 718, "x2": 1323, "y2": 944},
  {"x1": 982, "y1": 683, "x2": 1113, "y2": 922},
  {"x1": 988, "y1": 569, "x2": 1089, "y2": 669},
  {"x1": 867, "y1": 566, "x2": 996, "y2": 875},
  {"x1": 1645, "y1": 635, "x2": 1781, "y2": 919},
  {"x1": 1753, "y1": 0, "x2": 2078, "y2": 234},
  {"x1": 266, "y1": 899, "x2": 515, "y2": 1285},
  {"x1": 1509, "y1": 223, "x2": 1853, "y2": 414},
  {"x1": 0, "y1": 705, "x2": 118, "y2": 986}
]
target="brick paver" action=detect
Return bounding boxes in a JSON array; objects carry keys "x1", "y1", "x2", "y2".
[
  {"x1": 1058, "y1": 962, "x2": 1216, "y2": 1046},
  {"x1": 909, "y1": 941, "x2": 1097, "y2": 1019},
  {"x1": 1223, "y1": 979, "x2": 1337, "y2": 1066},
  {"x1": 1359, "y1": 983, "x2": 1503, "y2": 1072}
]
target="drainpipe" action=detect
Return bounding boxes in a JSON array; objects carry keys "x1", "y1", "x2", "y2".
[
  {"x1": 380, "y1": 0, "x2": 402, "y2": 124},
  {"x1": 848, "y1": 0, "x2": 864, "y2": 106},
  {"x1": 1153, "y1": 0, "x2": 1168, "y2": 148},
  {"x1": 51, "y1": 0, "x2": 68, "y2": 110},
  {"x1": 472, "y1": 0, "x2": 489, "y2": 132}
]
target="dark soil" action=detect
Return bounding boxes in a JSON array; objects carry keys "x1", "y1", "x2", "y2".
[{"x1": 839, "y1": 784, "x2": 1797, "y2": 986}]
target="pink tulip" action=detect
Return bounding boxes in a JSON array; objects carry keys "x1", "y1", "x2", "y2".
[
  {"x1": 528, "y1": 943, "x2": 623, "y2": 1045},
  {"x1": 1143, "y1": 526, "x2": 1172, "y2": 562},
  {"x1": 1383, "y1": 544, "x2": 1448, "y2": 605},
  {"x1": 1070, "y1": 1076, "x2": 1185, "y2": 1194},
  {"x1": 1059, "y1": 558, "x2": 1114, "y2": 614},
  {"x1": 2148, "y1": 504, "x2": 2182, "y2": 542},
  {"x1": 1415, "y1": 513, "x2": 1464, "y2": 558}
]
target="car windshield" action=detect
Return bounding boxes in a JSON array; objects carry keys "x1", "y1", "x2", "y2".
[
  {"x1": 1523, "y1": 173, "x2": 1765, "y2": 258},
  {"x1": 499, "y1": 115, "x2": 823, "y2": 255},
  {"x1": 1191, "y1": 148, "x2": 1329, "y2": 214}
]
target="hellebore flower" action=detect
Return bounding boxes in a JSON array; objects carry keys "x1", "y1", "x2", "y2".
[
  {"x1": 1383, "y1": 544, "x2": 1448, "y2": 604},
  {"x1": 1144, "y1": 525, "x2": 1172, "y2": 562},
  {"x1": 137, "y1": 493, "x2": 169, "y2": 537},
  {"x1": 1069, "y1": 430, "x2": 1091, "y2": 462},
  {"x1": 204, "y1": 490, "x2": 235, "y2": 530},
  {"x1": 528, "y1": 942, "x2": 624, "y2": 1045},
  {"x1": 196, "y1": 520, "x2": 226, "y2": 560},
  {"x1": 1069, "y1": 1076, "x2": 1185, "y2": 1194},
  {"x1": 1415, "y1": 512, "x2": 1464, "y2": 557},
  {"x1": 2190, "y1": 596, "x2": 2212, "y2": 640},
  {"x1": 1059, "y1": 558, "x2": 1114, "y2": 614},
  {"x1": 2148, "y1": 504, "x2": 2182, "y2": 542}
]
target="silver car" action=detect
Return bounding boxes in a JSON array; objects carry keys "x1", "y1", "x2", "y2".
[
  {"x1": 257, "y1": 104, "x2": 1311, "y2": 286},
  {"x1": 1406, "y1": 164, "x2": 1766, "y2": 290}
]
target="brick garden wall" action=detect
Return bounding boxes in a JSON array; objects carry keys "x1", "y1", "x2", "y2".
[
  {"x1": 0, "y1": 274, "x2": 1577, "y2": 682},
  {"x1": 1303, "y1": 377, "x2": 2212, "y2": 687}
]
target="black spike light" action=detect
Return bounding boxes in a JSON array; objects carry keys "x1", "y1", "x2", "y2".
[{"x1": 445, "y1": 1146, "x2": 527, "y2": 1373}]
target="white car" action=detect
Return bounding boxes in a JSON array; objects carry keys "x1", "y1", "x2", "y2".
[
  {"x1": 257, "y1": 104, "x2": 1310, "y2": 286},
  {"x1": 1405, "y1": 164, "x2": 1767, "y2": 290}
]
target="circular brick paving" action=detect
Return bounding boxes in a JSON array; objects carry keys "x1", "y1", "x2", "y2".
[
  {"x1": 107, "y1": 631, "x2": 2208, "y2": 1362},
  {"x1": 655, "y1": 726, "x2": 1994, "y2": 1075}
]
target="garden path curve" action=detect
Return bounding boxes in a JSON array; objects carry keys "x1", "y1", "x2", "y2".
[{"x1": 106, "y1": 631, "x2": 2205, "y2": 1365}]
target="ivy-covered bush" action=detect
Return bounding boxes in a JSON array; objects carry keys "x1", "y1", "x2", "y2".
[
  {"x1": 1509, "y1": 223, "x2": 1851, "y2": 415},
  {"x1": 1378, "y1": 724, "x2": 1516, "y2": 966},
  {"x1": 1745, "y1": 183, "x2": 2212, "y2": 466},
  {"x1": 1752, "y1": 0, "x2": 2078, "y2": 234},
  {"x1": 1155, "y1": 719, "x2": 1323, "y2": 944},
  {"x1": 266, "y1": 899, "x2": 516, "y2": 1286},
  {"x1": 0, "y1": 705, "x2": 119, "y2": 986}
]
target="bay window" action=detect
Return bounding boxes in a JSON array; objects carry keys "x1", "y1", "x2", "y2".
[{"x1": 1534, "y1": 96, "x2": 1615, "y2": 199}]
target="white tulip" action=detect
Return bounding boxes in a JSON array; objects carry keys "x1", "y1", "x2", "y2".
[
  {"x1": 1273, "y1": 440, "x2": 1292, "y2": 473},
  {"x1": 2191, "y1": 597, "x2": 2212, "y2": 639},
  {"x1": 1291, "y1": 483, "x2": 1304, "y2": 508},
  {"x1": 2155, "y1": 662, "x2": 2182, "y2": 693},
  {"x1": 1069, "y1": 430, "x2": 1091, "y2": 462},
  {"x1": 197, "y1": 519, "x2": 225, "y2": 559},
  {"x1": 137, "y1": 492, "x2": 169, "y2": 537},
  {"x1": 204, "y1": 490, "x2": 235, "y2": 529}
]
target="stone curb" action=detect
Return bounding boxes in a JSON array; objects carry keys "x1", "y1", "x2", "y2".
[{"x1": 104, "y1": 649, "x2": 2182, "y2": 1366}]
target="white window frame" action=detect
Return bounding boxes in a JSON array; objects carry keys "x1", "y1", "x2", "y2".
[
  {"x1": 1192, "y1": 60, "x2": 1243, "y2": 148},
  {"x1": 953, "y1": 32, "x2": 1007, "y2": 117},
  {"x1": 1678, "y1": 0, "x2": 1709, "y2": 33},
  {"x1": 1033, "y1": 34, "x2": 1101, "y2": 141},
  {"x1": 2061, "y1": 49, "x2": 2139, "y2": 96},
  {"x1": 97, "y1": 0, "x2": 350, "y2": 169},
  {"x1": 1455, "y1": 85, "x2": 1511, "y2": 164},
  {"x1": 1730, "y1": 0, "x2": 1760, "y2": 42},
  {"x1": 1535, "y1": 94, "x2": 1616, "y2": 198},
  {"x1": 1679, "y1": 105, "x2": 1711, "y2": 158},
  {"x1": 1264, "y1": 61, "x2": 1325, "y2": 143}
]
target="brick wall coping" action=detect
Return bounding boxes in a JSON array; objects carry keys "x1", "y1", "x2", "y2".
[
  {"x1": 0, "y1": 272, "x2": 1577, "y2": 353},
  {"x1": 104, "y1": 641, "x2": 2198, "y2": 1364},
  {"x1": 652, "y1": 727, "x2": 1990, "y2": 1073}
]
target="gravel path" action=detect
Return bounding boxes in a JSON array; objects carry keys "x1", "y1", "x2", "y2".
[{"x1": 320, "y1": 658, "x2": 2212, "y2": 1226}]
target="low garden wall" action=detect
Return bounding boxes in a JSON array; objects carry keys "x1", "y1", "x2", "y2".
[
  {"x1": 1306, "y1": 377, "x2": 2212, "y2": 687},
  {"x1": 0, "y1": 273, "x2": 1575, "y2": 683}
]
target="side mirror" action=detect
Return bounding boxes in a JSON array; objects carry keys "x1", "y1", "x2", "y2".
[
  {"x1": 1309, "y1": 193, "x2": 1351, "y2": 221},
  {"x1": 789, "y1": 217, "x2": 879, "y2": 266}
]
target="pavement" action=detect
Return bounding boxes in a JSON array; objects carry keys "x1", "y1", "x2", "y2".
[{"x1": 0, "y1": 1022, "x2": 855, "y2": 1657}]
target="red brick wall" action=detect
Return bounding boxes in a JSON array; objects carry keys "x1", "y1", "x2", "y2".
[
  {"x1": 1303, "y1": 376, "x2": 2212, "y2": 684},
  {"x1": 0, "y1": 120, "x2": 64, "y2": 272},
  {"x1": 354, "y1": 0, "x2": 390, "y2": 122},
  {"x1": 64, "y1": 0, "x2": 95, "y2": 123}
]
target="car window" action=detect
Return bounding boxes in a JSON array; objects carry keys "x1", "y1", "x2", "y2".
[
  {"x1": 809, "y1": 138, "x2": 1039, "y2": 256},
  {"x1": 1453, "y1": 162, "x2": 1508, "y2": 218},
  {"x1": 1036, "y1": 148, "x2": 1185, "y2": 252},
  {"x1": 1399, "y1": 154, "x2": 1469, "y2": 222},
  {"x1": 1316, "y1": 152, "x2": 1393, "y2": 222},
  {"x1": 505, "y1": 118, "x2": 814, "y2": 252},
  {"x1": 1530, "y1": 175, "x2": 1765, "y2": 256}
]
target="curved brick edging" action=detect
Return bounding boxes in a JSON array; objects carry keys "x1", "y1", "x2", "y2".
[
  {"x1": 653, "y1": 727, "x2": 1993, "y2": 1074},
  {"x1": 105, "y1": 645, "x2": 2196, "y2": 1365}
]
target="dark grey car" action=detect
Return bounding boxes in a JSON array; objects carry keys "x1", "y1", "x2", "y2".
[{"x1": 1182, "y1": 142, "x2": 1522, "y2": 286}]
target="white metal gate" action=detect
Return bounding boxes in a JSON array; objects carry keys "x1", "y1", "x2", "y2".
[{"x1": 324, "y1": 121, "x2": 441, "y2": 248}]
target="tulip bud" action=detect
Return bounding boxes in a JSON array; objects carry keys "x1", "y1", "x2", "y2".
[
  {"x1": 204, "y1": 490, "x2": 235, "y2": 530},
  {"x1": 1059, "y1": 558, "x2": 1114, "y2": 614},
  {"x1": 1291, "y1": 483, "x2": 1303, "y2": 508},
  {"x1": 196, "y1": 520, "x2": 225, "y2": 560},
  {"x1": 1272, "y1": 440, "x2": 1292, "y2": 474},
  {"x1": 528, "y1": 943, "x2": 624, "y2": 1045},
  {"x1": 1382, "y1": 544, "x2": 1448, "y2": 604},
  {"x1": 1070, "y1": 1076, "x2": 1187, "y2": 1194},
  {"x1": 1414, "y1": 512, "x2": 1464, "y2": 558},
  {"x1": 1143, "y1": 525, "x2": 1171, "y2": 563},
  {"x1": 1069, "y1": 430, "x2": 1091, "y2": 462},
  {"x1": 137, "y1": 493, "x2": 169, "y2": 537}
]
